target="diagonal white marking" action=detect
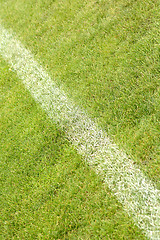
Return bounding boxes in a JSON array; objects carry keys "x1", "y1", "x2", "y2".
[{"x1": 0, "y1": 25, "x2": 160, "y2": 240}]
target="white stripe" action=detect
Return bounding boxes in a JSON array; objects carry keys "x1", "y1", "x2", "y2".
[{"x1": 0, "y1": 25, "x2": 159, "y2": 240}]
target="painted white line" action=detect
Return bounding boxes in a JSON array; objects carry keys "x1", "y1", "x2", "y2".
[{"x1": 0, "y1": 24, "x2": 160, "y2": 240}]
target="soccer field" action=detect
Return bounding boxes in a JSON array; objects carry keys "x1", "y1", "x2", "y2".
[{"x1": 0, "y1": 0, "x2": 160, "y2": 239}]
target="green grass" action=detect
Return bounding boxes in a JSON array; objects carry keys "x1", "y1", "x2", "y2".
[
  {"x1": 0, "y1": 0, "x2": 159, "y2": 186},
  {"x1": 0, "y1": 0, "x2": 160, "y2": 239},
  {"x1": 0, "y1": 57, "x2": 146, "y2": 239}
]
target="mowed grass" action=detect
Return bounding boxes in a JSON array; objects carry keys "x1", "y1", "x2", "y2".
[
  {"x1": 0, "y1": 57, "x2": 146, "y2": 239},
  {"x1": 0, "y1": 0, "x2": 159, "y2": 187},
  {"x1": 0, "y1": 0, "x2": 160, "y2": 239}
]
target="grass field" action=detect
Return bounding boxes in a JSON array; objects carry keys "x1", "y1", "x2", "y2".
[{"x1": 0, "y1": 0, "x2": 160, "y2": 239}]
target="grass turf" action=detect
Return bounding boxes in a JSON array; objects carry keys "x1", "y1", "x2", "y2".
[
  {"x1": 0, "y1": 0, "x2": 160, "y2": 239},
  {"x1": 0, "y1": 56, "x2": 146, "y2": 239},
  {"x1": 0, "y1": 0, "x2": 159, "y2": 187}
]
